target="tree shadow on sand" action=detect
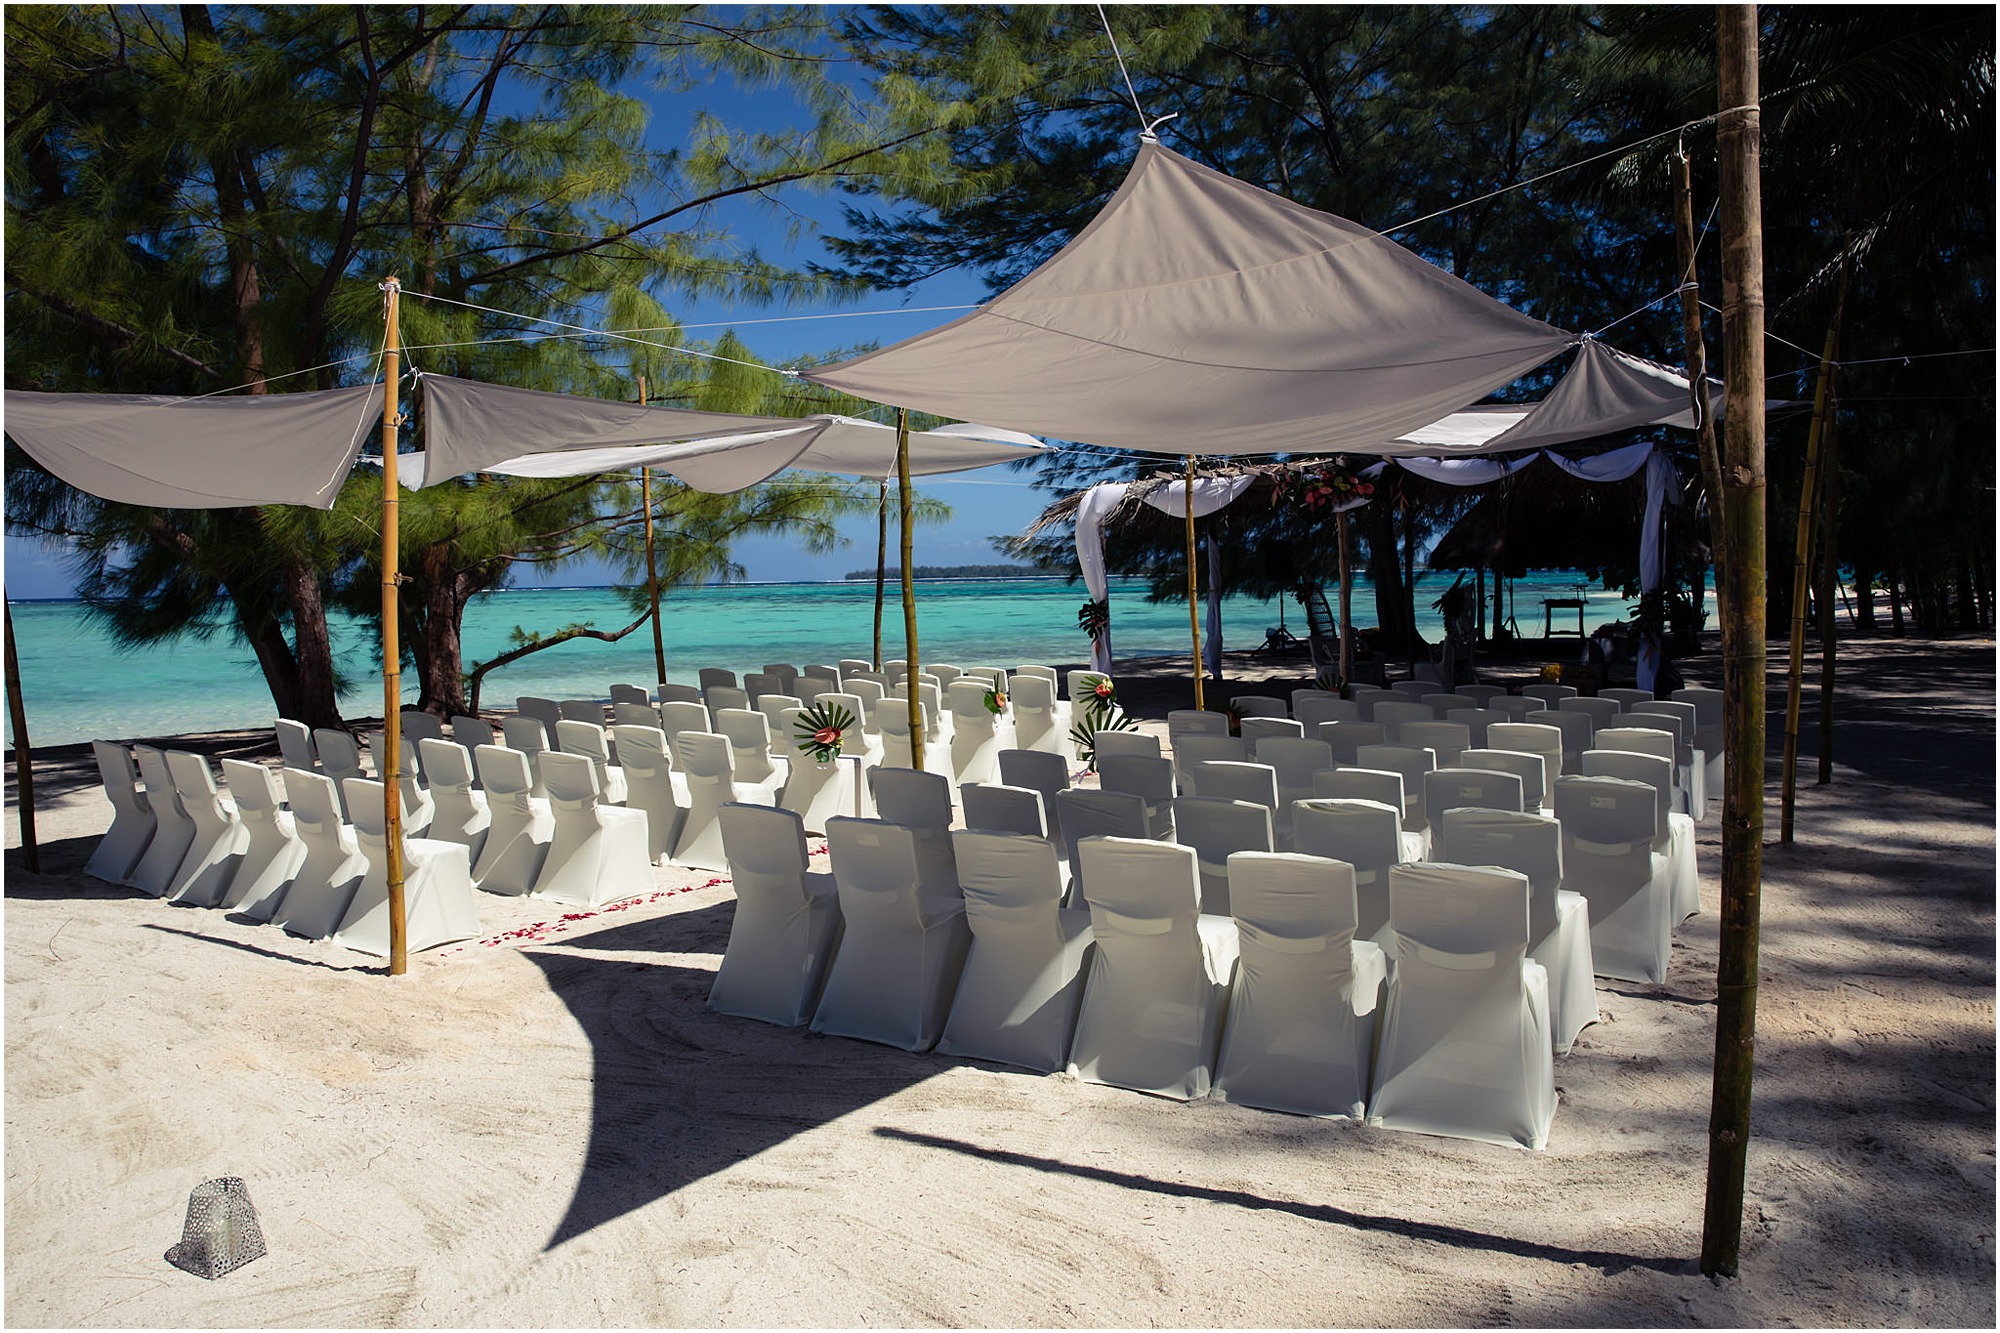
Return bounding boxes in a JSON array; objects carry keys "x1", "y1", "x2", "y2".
[{"x1": 523, "y1": 908, "x2": 950, "y2": 1250}]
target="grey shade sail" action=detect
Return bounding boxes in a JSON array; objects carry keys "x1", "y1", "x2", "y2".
[
  {"x1": 2, "y1": 383, "x2": 384, "y2": 509},
  {"x1": 411, "y1": 375, "x2": 1044, "y2": 492},
  {"x1": 802, "y1": 142, "x2": 1577, "y2": 456},
  {"x1": 417, "y1": 374, "x2": 807, "y2": 488}
]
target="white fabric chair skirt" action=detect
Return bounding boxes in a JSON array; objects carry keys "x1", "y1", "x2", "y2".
[
  {"x1": 1214, "y1": 853, "x2": 1387, "y2": 1119},
  {"x1": 936, "y1": 831, "x2": 1095, "y2": 1074},
  {"x1": 778, "y1": 753, "x2": 869, "y2": 833},
  {"x1": 1366, "y1": 863, "x2": 1556, "y2": 1150},
  {"x1": 333, "y1": 778, "x2": 482, "y2": 957},
  {"x1": 86, "y1": 741, "x2": 157, "y2": 885},
  {"x1": 216, "y1": 759, "x2": 307, "y2": 920},
  {"x1": 708, "y1": 804, "x2": 845, "y2": 1027}
]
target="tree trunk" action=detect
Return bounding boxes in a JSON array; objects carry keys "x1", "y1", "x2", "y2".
[
  {"x1": 241, "y1": 608, "x2": 303, "y2": 722},
  {"x1": 1955, "y1": 554, "x2": 1977, "y2": 630},
  {"x1": 1702, "y1": 3, "x2": 1768, "y2": 1281},
  {"x1": 1888, "y1": 557, "x2": 1906, "y2": 633},
  {"x1": 1853, "y1": 563, "x2": 1875, "y2": 632},
  {"x1": 410, "y1": 550, "x2": 470, "y2": 717},
  {"x1": 281, "y1": 555, "x2": 343, "y2": 728},
  {"x1": 1363, "y1": 500, "x2": 1411, "y2": 657},
  {"x1": 1816, "y1": 408, "x2": 1840, "y2": 785}
]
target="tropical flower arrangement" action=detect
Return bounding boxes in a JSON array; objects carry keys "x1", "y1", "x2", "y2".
[
  {"x1": 792, "y1": 699, "x2": 856, "y2": 763},
  {"x1": 1314, "y1": 667, "x2": 1346, "y2": 695},
  {"x1": 983, "y1": 687, "x2": 1008, "y2": 715},
  {"x1": 1077, "y1": 599, "x2": 1111, "y2": 639},
  {"x1": 1272, "y1": 461, "x2": 1376, "y2": 511},
  {"x1": 1067, "y1": 672, "x2": 1132, "y2": 770}
]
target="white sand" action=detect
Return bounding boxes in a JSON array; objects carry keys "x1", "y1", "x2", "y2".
[{"x1": 4, "y1": 637, "x2": 1992, "y2": 1327}]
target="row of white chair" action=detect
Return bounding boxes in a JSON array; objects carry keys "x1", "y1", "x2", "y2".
[{"x1": 707, "y1": 802, "x2": 1560, "y2": 1148}]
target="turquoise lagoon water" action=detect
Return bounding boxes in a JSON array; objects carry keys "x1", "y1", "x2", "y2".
[{"x1": 5, "y1": 573, "x2": 1636, "y2": 747}]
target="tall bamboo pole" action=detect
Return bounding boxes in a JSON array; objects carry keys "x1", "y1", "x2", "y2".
[
  {"x1": 4, "y1": 594, "x2": 38, "y2": 873},
  {"x1": 1703, "y1": 5, "x2": 1766, "y2": 1278},
  {"x1": 1816, "y1": 404, "x2": 1841, "y2": 784},
  {"x1": 1673, "y1": 148, "x2": 1730, "y2": 576},
  {"x1": 1185, "y1": 455, "x2": 1205, "y2": 710},
  {"x1": 896, "y1": 409, "x2": 924, "y2": 770},
  {"x1": 380, "y1": 277, "x2": 408, "y2": 977},
  {"x1": 1337, "y1": 511, "x2": 1354, "y2": 687},
  {"x1": 1780, "y1": 257, "x2": 1847, "y2": 843},
  {"x1": 639, "y1": 377, "x2": 667, "y2": 688},
  {"x1": 873, "y1": 481, "x2": 889, "y2": 669}
]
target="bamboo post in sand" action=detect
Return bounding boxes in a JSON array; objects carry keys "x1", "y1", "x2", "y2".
[
  {"x1": 4, "y1": 595, "x2": 38, "y2": 873},
  {"x1": 1781, "y1": 256, "x2": 1847, "y2": 844},
  {"x1": 1702, "y1": 5, "x2": 1767, "y2": 1278},
  {"x1": 1817, "y1": 404, "x2": 1842, "y2": 784},
  {"x1": 1185, "y1": 455, "x2": 1204, "y2": 711},
  {"x1": 1674, "y1": 148, "x2": 1729, "y2": 575},
  {"x1": 379, "y1": 277, "x2": 408, "y2": 977},
  {"x1": 873, "y1": 481, "x2": 889, "y2": 670},
  {"x1": 640, "y1": 377, "x2": 667, "y2": 688},
  {"x1": 896, "y1": 409, "x2": 924, "y2": 770}
]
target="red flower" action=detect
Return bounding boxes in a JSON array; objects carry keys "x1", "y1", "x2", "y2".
[
  {"x1": 1092, "y1": 679, "x2": 1115, "y2": 700},
  {"x1": 813, "y1": 726, "x2": 842, "y2": 746}
]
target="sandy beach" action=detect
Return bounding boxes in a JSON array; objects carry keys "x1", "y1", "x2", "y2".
[{"x1": 5, "y1": 635, "x2": 1993, "y2": 1327}]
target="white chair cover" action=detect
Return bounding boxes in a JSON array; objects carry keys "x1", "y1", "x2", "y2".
[
  {"x1": 1007, "y1": 674, "x2": 1072, "y2": 763},
  {"x1": 1525, "y1": 708, "x2": 1594, "y2": 774},
  {"x1": 1231, "y1": 694, "x2": 1288, "y2": 719},
  {"x1": 1581, "y1": 749, "x2": 1699, "y2": 924},
  {"x1": 1094, "y1": 754, "x2": 1177, "y2": 839},
  {"x1": 334, "y1": 778, "x2": 482, "y2": 957},
  {"x1": 1093, "y1": 729, "x2": 1163, "y2": 762},
  {"x1": 161, "y1": 750, "x2": 248, "y2": 907},
  {"x1": 1370, "y1": 700, "x2": 1436, "y2": 738},
  {"x1": 1672, "y1": 686, "x2": 1725, "y2": 802},
  {"x1": 1593, "y1": 725, "x2": 1686, "y2": 812},
  {"x1": 872, "y1": 697, "x2": 916, "y2": 770},
  {"x1": 658, "y1": 699, "x2": 714, "y2": 745},
  {"x1": 469, "y1": 744, "x2": 553, "y2": 895},
  {"x1": 1295, "y1": 696, "x2": 1362, "y2": 729},
  {"x1": 1422, "y1": 765, "x2": 1525, "y2": 817},
  {"x1": 529, "y1": 752, "x2": 654, "y2": 907},
  {"x1": 1432, "y1": 806, "x2": 1597, "y2": 1055},
  {"x1": 612, "y1": 724, "x2": 689, "y2": 859},
  {"x1": 1553, "y1": 774, "x2": 1674, "y2": 984},
  {"x1": 672, "y1": 732, "x2": 782, "y2": 872},
  {"x1": 959, "y1": 783, "x2": 1050, "y2": 839},
  {"x1": 1521, "y1": 683, "x2": 1577, "y2": 706},
  {"x1": 311, "y1": 728, "x2": 366, "y2": 819},
  {"x1": 936, "y1": 830, "x2": 1094, "y2": 1073},
  {"x1": 1215, "y1": 851, "x2": 1387, "y2": 1118},
  {"x1": 810, "y1": 817, "x2": 972, "y2": 1052},
  {"x1": 1459, "y1": 747, "x2": 1549, "y2": 814},
  {"x1": 1444, "y1": 707, "x2": 1506, "y2": 750},
  {"x1": 498, "y1": 716, "x2": 552, "y2": 799},
  {"x1": 1255, "y1": 737, "x2": 1334, "y2": 824},
  {"x1": 451, "y1": 714, "x2": 498, "y2": 751},
  {"x1": 1170, "y1": 795, "x2": 1274, "y2": 916},
  {"x1": 1171, "y1": 734, "x2": 1247, "y2": 791},
  {"x1": 1051, "y1": 788, "x2": 1150, "y2": 905},
  {"x1": 218, "y1": 759, "x2": 305, "y2": 919},
  {"x1": 1166, "y1": 708, "x2": 1229, "y2": 742},
  {"x1": 774, "y1": 707, "x2": 867, "y2": 832},
  {"x1": 269, "y1": 769, "x2": 366, "y2": 939},
  {"x1": 365, "y1": 733, "x2": 434, "y2": 837},
  {"x1": 742, "y1": 672, "x2": 786, "y2": 704},
  {"x1": 1399, "y1": 720, "x2": 1472, "y2": 769},
  {"x1": 555, "y1": 718, "x2": 628, "y2": 806},
  {"x1": 1631, "y1": 701, "x2": 1705, "y2": 811},
  {"x1": 714, "y1": 708, "x2": 789, "y2": 790},
  {"x1": 1289, "y1": 797, "x2": 1409, "y2": 952},
  {"x1": 400, "y1": 709, "x2": 447, "y2": 747},
  {"x1": 697, "y1": 667, "x2": 739, "y2": 692},
  {"x1": 656, "y1": 682, "x2": 704, "y2": 706},
  {"x1": 274, "y1": 719, "x2": 319, "y2": 774},
  {"x1": 86, "y1": 741, "x2": 156, "y2": 885},
  {"x1": 417, "y1": 739, "x2": 492, "y2": 867},
  {"x1": 515, "y1": 696, "x2": 563, "y2": 746},
  {"x1": 1317, "y1": 720, "x2": 1387, "y2": 767},
  {"x1": 1560, "y1": 696, "x2": 1622, "y2": 731},
  {"x1": 947, "y1": 678, "x2": 1006, "y2": 789},
  {"x1": 613, "y1": 700, "x2": 664, "y2": 731},
  {"x1": 1067, "y1": 836, "x2": 1239, "y2": 1101},
  {"x1": 1453, "y1": 684, "x2": 1505, "y2": 707},
  {"x1": 1600, "y1": 687, "x2": 1655, "y2": 711},
  {"x1": 1484, "y1": 723, "x2": 1563, "y2": 797},
  {"x1": 705, "y1": 684, "x2": 751, "y2": 715},
  {"x1": 609, "y1": 683, "x2": 652, "y2": 707},
  {"x1": 1353, "y1": 743, "x2": 1437, "y2": 837},
  {"x1": 756, "y1": 693, "x2": 805, "y2": 740},
  {"x1": 1239, "y1": 716, "x2": 1305, "y2": 745},
  {"x1": 557, "y1": 699, "x2": 603, "y2": 728},
  {"x1": 1367, "y1": 862, "x2": 1556, "y2": 1149},
  {"x1": 708, "y1": 804, "x2": 844, "y2": 1027}
]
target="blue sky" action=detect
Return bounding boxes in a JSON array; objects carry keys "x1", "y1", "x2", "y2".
[{"x1": 3, "y1": 20, "x2": 1067, "y2": 598}]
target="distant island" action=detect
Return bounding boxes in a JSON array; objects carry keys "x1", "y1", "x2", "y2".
[{"x1": 842, "y1": 564, "x2": 1056, "y2": 581}]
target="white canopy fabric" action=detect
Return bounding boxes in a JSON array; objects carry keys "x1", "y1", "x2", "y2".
[
  {"x1": 803, "y1": 142, "x2": 1577, "y2": 456},
  {"x1": 1483, "y1": 340, "x2": 1721, "y2": 452},
  {"x1": 1141, "y1": 478, "x2": 1256, "y2": 678},
  {"x1": 413, "y1": 375, "x2": 1043, "y2": 493},
  {"x1": 2, "y1": 383, "x2": 384, "y2": 509}
]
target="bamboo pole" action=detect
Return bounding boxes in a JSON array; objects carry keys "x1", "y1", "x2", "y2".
[
  {"x1": 380, "y1": 277, "x2": 408, "y2": 977},
  {"x1": 1185, "y1": 455, "x2": 1205, "y2": 711},
  {"x1": 1702, "y1": 5, "x2": 1766, "y2": 1279},
  {"x1": 873, "y1": 481, "x2": 889, "y2": 669},
  {"x1": 1337, "y1": 510, "x2": 1353, "y2": 687},
  {"x1": 1816, "y1": 404, "x2": 1841, "y2": 784},
  {"x1": 1780, "y1": 257, "x2": 1847, "y2": 843},
  {"x1": 896, "y1": 409, "x2": 924, "y2": 770},
  {"x1": 639, "y1": 377, "x2": 667, "y2": 689},
  {"x1": 4, "y1": 594, "x2": 38, "y2": 873},
  {"x1": 1674, "y1": 147, "x2": 1730, "y2": 577}
]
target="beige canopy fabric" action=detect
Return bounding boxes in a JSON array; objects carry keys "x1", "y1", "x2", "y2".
[
  {"x1": 405, "y1": 378, "x2": 1045, "y2": 492},
  {"x1": 802, "y1": 142, "x2": 1577, "y2": 456},
  {"x1": 2, "y1": 383, "x2": 384, "y2": 509},
  {"x1": 417, "y1": 374, "x2": 807, "y2": 487}
]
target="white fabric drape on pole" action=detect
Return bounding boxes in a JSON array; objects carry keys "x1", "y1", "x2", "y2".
[
  {"x1": 1205, "y1": 538, "x2": 1225, "y2": 679},
  {"x1": 1393, "y1": 454, "x2": 1541, "y2": 486},
  {"x1": 1075, "y1": 483, "x2": 1128, "y2": 674},
  {"x1": 1635, "y1": 449, "x2": 1681, "y2": 692},
  {"x1": 1546, "y1": 439, "x2": 1656, "y2": 483},
  {"x1": 3, "y1": 384, "x2": 384, "y2": 509}
]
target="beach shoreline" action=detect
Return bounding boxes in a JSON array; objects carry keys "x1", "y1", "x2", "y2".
[{"x1": 5, "y1": 634, "x2": 1993, "y2": 1327}]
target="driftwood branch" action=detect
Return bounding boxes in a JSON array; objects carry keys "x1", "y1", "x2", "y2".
[{"x1": 465, "y1": 608, "x2": 651, "y2": 712}]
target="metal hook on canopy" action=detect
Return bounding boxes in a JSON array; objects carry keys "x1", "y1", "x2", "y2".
[{"x1": 1140, "y1": 112, "x2": 1179, "y2": 143}]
